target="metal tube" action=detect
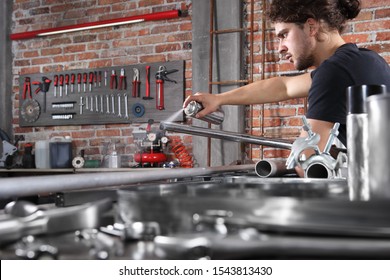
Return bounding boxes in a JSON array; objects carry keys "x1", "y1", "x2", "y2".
[
  {"x1": 305, "y1": 163, "x2": 332, "y2": 179},
  {"x1": 0, "y1": 164, "x2": 255, "y2": 199},
  {"x1": 255, "y1": 159, "x2": 296, "y2": 178},
  {"x1": 160, "y1": 122, "x2": 292, "y2": 150},
  {"x1": 367, "y1": 94, "x2": 390, "y2": 199}
]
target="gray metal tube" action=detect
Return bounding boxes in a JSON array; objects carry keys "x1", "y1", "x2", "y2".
[
  {"x1": 255, "y1": 159, "x2": 296, "y2": 178},
  {"x1": 160, "y1": 122, "x2": 292, "y2": 150},
  {"x1": 347, "y1": 114, "x2": 369, "y2": 201},
  {"x1": 0, "y1": 164, "x2": 255, "y2": 199},
  {"x1": 305, "y1": 163, "x2": 332, "y2": 179},
  {"x1": 367, "y1": 94, "x2": 390, "y2": 199}
]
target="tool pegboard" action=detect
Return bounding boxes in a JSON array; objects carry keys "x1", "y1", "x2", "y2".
[{"x1": 18, "y1": 60, "x2": 185, "y2": 127}]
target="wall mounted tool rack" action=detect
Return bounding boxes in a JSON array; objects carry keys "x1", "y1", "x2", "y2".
[{"x1": 18, "y1": 60, "x2": 184, "y2": 127}]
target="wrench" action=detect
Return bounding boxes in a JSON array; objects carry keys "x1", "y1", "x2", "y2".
[
  {"x1": 95, "y1": 95, "x2": 99, "y2": 112},
  {"x1": 124, "y1": 94, "x2": 129, "y2": 119},
  {"x1": 106, "y1": 94, "x2": 110, "y2": 114},
  {"x1": 90, "y1": 95, "x2": 94, "y2": 112},
  {"x1": 100, "y1": 95, "x2": 104, "y2": 113},
  {"x1": 111, "y1": 94, "x2": 115, "y2": 115},
  {"x1": 117, "y1": 93, "x2": 122, "y2": 118}
]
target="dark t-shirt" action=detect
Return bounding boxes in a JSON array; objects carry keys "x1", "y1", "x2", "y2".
[{"x1": 307, "y1": 43, "x2": 390, "y2": 147}]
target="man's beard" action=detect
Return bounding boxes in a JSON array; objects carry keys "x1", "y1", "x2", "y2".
[
  {"x1": 295, "y1": 52, "x2": 315, "y2": 71},
  {"x1": 295, "y1": 40, "x2": 314, "y2": 71}
]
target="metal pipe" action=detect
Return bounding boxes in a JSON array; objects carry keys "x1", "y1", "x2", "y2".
[
  {"x1": 305, "y1": 162, "x2": 332, "y2": 179},
  {"x1": 0, "y1": 164, "x2": 255, "y2": 199},
  {"x1": 160, "y1": 122, "x2": 293, "y2": 150},
  {"x1": 255, "y1": 159, "x2": 296, "y2": 178}
]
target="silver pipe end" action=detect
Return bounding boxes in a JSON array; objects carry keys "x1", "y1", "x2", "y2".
[{"x1": 305, "y1": 163, "x2": 332, "y2": 179}]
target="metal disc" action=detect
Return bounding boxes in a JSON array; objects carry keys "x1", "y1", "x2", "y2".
[{"x1": 21, "y1": 99, "x2": 40, "y2": 123}]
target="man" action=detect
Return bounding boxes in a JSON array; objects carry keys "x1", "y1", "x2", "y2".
[{"x1": 183, "y1": 0, "x2": 390, "y2": 175}]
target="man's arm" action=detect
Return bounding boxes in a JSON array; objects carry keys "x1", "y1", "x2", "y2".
[{"x1": 183, "y1": 73, "x2": 312, "y2": 118}]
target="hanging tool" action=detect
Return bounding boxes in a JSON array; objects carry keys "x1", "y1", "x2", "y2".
[
  {"x1": 32, "y1": 76, "x2": 51, "y2": 112},
  {"x1": 53, "y1": 75, "x2": 58, "y2": 97},
  {"x1": 89, "y1": 72, "x2": 94, "y2": 92},
  {"x1": 64, "y1": 74, "x2": 69, "y2": 96},
  {"x1": 22, "y1": 77, "x2": 32, "y2": 100},
  {"x1": 83, "y1": 73, "x2": 87, "y2": 92},
  {"x1": 94, "y1": 71, "x2": 98, "y2": 87},
  {"x1": 142, "y1": 65, "x2": 153, "y2": 100},
  {"x1": 110, "y1": 70, "x2": 117, "y2": 90},
  {"x1": 98, "y1": 71, "x2": 102, "y2": 87},
  {"x1": 119, "y1": 68, "x2": 126, "y2": 90},
  {"x1": 70, "y1": 73, "x2": 75, "y2": 93},
  {"x1": 21, "y1": 99, "x2": 40, "y2": 123},
  {"x1": 77, "y1": 73, "x2": 82, "y2": 93},
  {"x1": 155, "y1": 65, "x2": 178, "y2": 110},
  {"x1": 59, "y1": 74, "x2": 64, "y2": 97},
  {"x1": 104, "y1": 70, "x2": 108, "y2": 87},
  {"x1": 132, "y1": 68, "x2": 140, "y2": 98}
]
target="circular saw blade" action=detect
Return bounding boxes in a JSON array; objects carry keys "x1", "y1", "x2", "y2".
[{"x1": 21, "y1": 99, "x2": 41, "y2": 123}]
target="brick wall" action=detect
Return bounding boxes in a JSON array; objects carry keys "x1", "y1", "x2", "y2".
[
  {"x1": 247, "y1": 0, "x2": 390, "y2": 161},
  {"x1": 11, "y1": 0, "x2": 390, "y2": 165},
  {"x1": 11, "y1": 0, "x2": 192, "y2": 166}
]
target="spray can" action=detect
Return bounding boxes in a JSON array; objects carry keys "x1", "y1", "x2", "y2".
[
  {"x1": 184, "y1": 100, "x2": 224, "y2": 125},
  {"x1": 346, "y1": 84, "x2": 387, "y2": 201}
]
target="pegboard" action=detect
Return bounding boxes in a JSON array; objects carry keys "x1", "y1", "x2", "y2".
[{"x1": 18, "y1": 60, "x2": 185, "y2": 127}]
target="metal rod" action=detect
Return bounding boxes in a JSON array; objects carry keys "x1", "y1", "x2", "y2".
[
  {"x1": 160, "y1": 122, "x2": 293, "y2": 150},
  {"x1": 0, "y1": 164, "x2": 255, "y2": 199},
  {"x1": 255, "y1": 159, "x2": 296, "y2": 178}
]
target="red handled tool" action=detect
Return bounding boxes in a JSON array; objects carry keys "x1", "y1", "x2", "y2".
[
  {"x1": 64, "y1": 74, "x2": 69, "y2": 96},
  {"x1": 53, "y1": 75, "x2": 58, "y2": 97},
  {"x1": 83, "y1": 73, "x2": 87, "y2": 92},
  {"x1": 119, "y1": 68, "x2": 126, "y2": 90},
  {"x1": 22, "y1": 77, "x2": 32, "y2": 100},
  {"x1": 89, "y1": 72, "x2": 94, "y2": 92},
  {"x1": 98, "y1": 71, "x2": 102, "y2": 87},
  {"x1": 94, "y1": 71, "x2": 97, "y2": 87},
  {"x1": 110, "y1": 70, "x2": 117, "y2": 90},
  {"x1": 142, "y1": 66, "x2": 153, "y2": 100},
  {"x1": 70, "y1": 73, "x2": 75, "y2": 93},
  {"x1": 32, "y1": 76, "x2": 51, "y2": 112},
  {"x1": 59, "y1": 74, "x2": 64, "y2": 97},
  {"x1": 132, "y1": 68, "x2": 140, "y2": 98},
  {"x1": 155, "y1": 65, "x2": 178, "y2": 110},
  {"x1": 77, "y1": 73, "x2": 82, "y2": 93}
]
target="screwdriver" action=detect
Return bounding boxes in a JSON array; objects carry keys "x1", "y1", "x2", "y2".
[
  {"x1": 89, "y1": 72, "x2": 94, "y2": 92},
  {"x1": 83, "y1": 73, "x2": 87, "y2": 92},
  {"x1": 65, "y1": 74, "x2": 69, "y2": 96},
  {"x1": 77, "y1": 73, "x2": 82, "y2": 93},
  {"x1": 53, "y1": 75, "x2": 58, "y2": 97},
  {"x1": 59, "y1": 74, "x2": 64, "y2": 97},
  {"x1": 70, "y1": 73, "x2": 75, "y2": 93}
]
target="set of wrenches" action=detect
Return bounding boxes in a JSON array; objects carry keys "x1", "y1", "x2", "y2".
[{"x1": 79, "y1": 93, "x2": 130, "y2": 119}]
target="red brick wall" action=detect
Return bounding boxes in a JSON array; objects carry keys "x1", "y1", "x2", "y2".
[
  {"x1": 11, "y1": 0, "x2": 390, "y2": 165},
  {"x1": 247, "y1": 0, "x2": 390, "y2": 161},
  {"x1": 12, "y1": 0, "x2": 192, "y2": 165}
]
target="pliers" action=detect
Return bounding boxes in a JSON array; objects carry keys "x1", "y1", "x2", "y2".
[
  {"x1": 132, "y1": 68, "x2": 140, "y2": 98},
  {"x1": 119, "y1": 68, "x2": 126, "y2": 90},
  {"x1": 110, "y1": 70, "x2": 117, "y2": 90},
  {"x1": 22, "y1": 77, "x2": 32, "y2": 99}
]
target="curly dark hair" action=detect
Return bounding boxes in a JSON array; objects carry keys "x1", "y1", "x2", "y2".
[{"x1": 267, "y1": 0, "x2": 361, "y2": 32}]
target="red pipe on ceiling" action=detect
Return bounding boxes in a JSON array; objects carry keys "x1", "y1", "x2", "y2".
[{"x1": 10, "y1": 10, "x2": 182, "y2": 40}]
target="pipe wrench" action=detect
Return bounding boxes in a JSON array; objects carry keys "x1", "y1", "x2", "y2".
[{"x1": 132, "y1": 68, "x2": 140, "y2": 98}]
